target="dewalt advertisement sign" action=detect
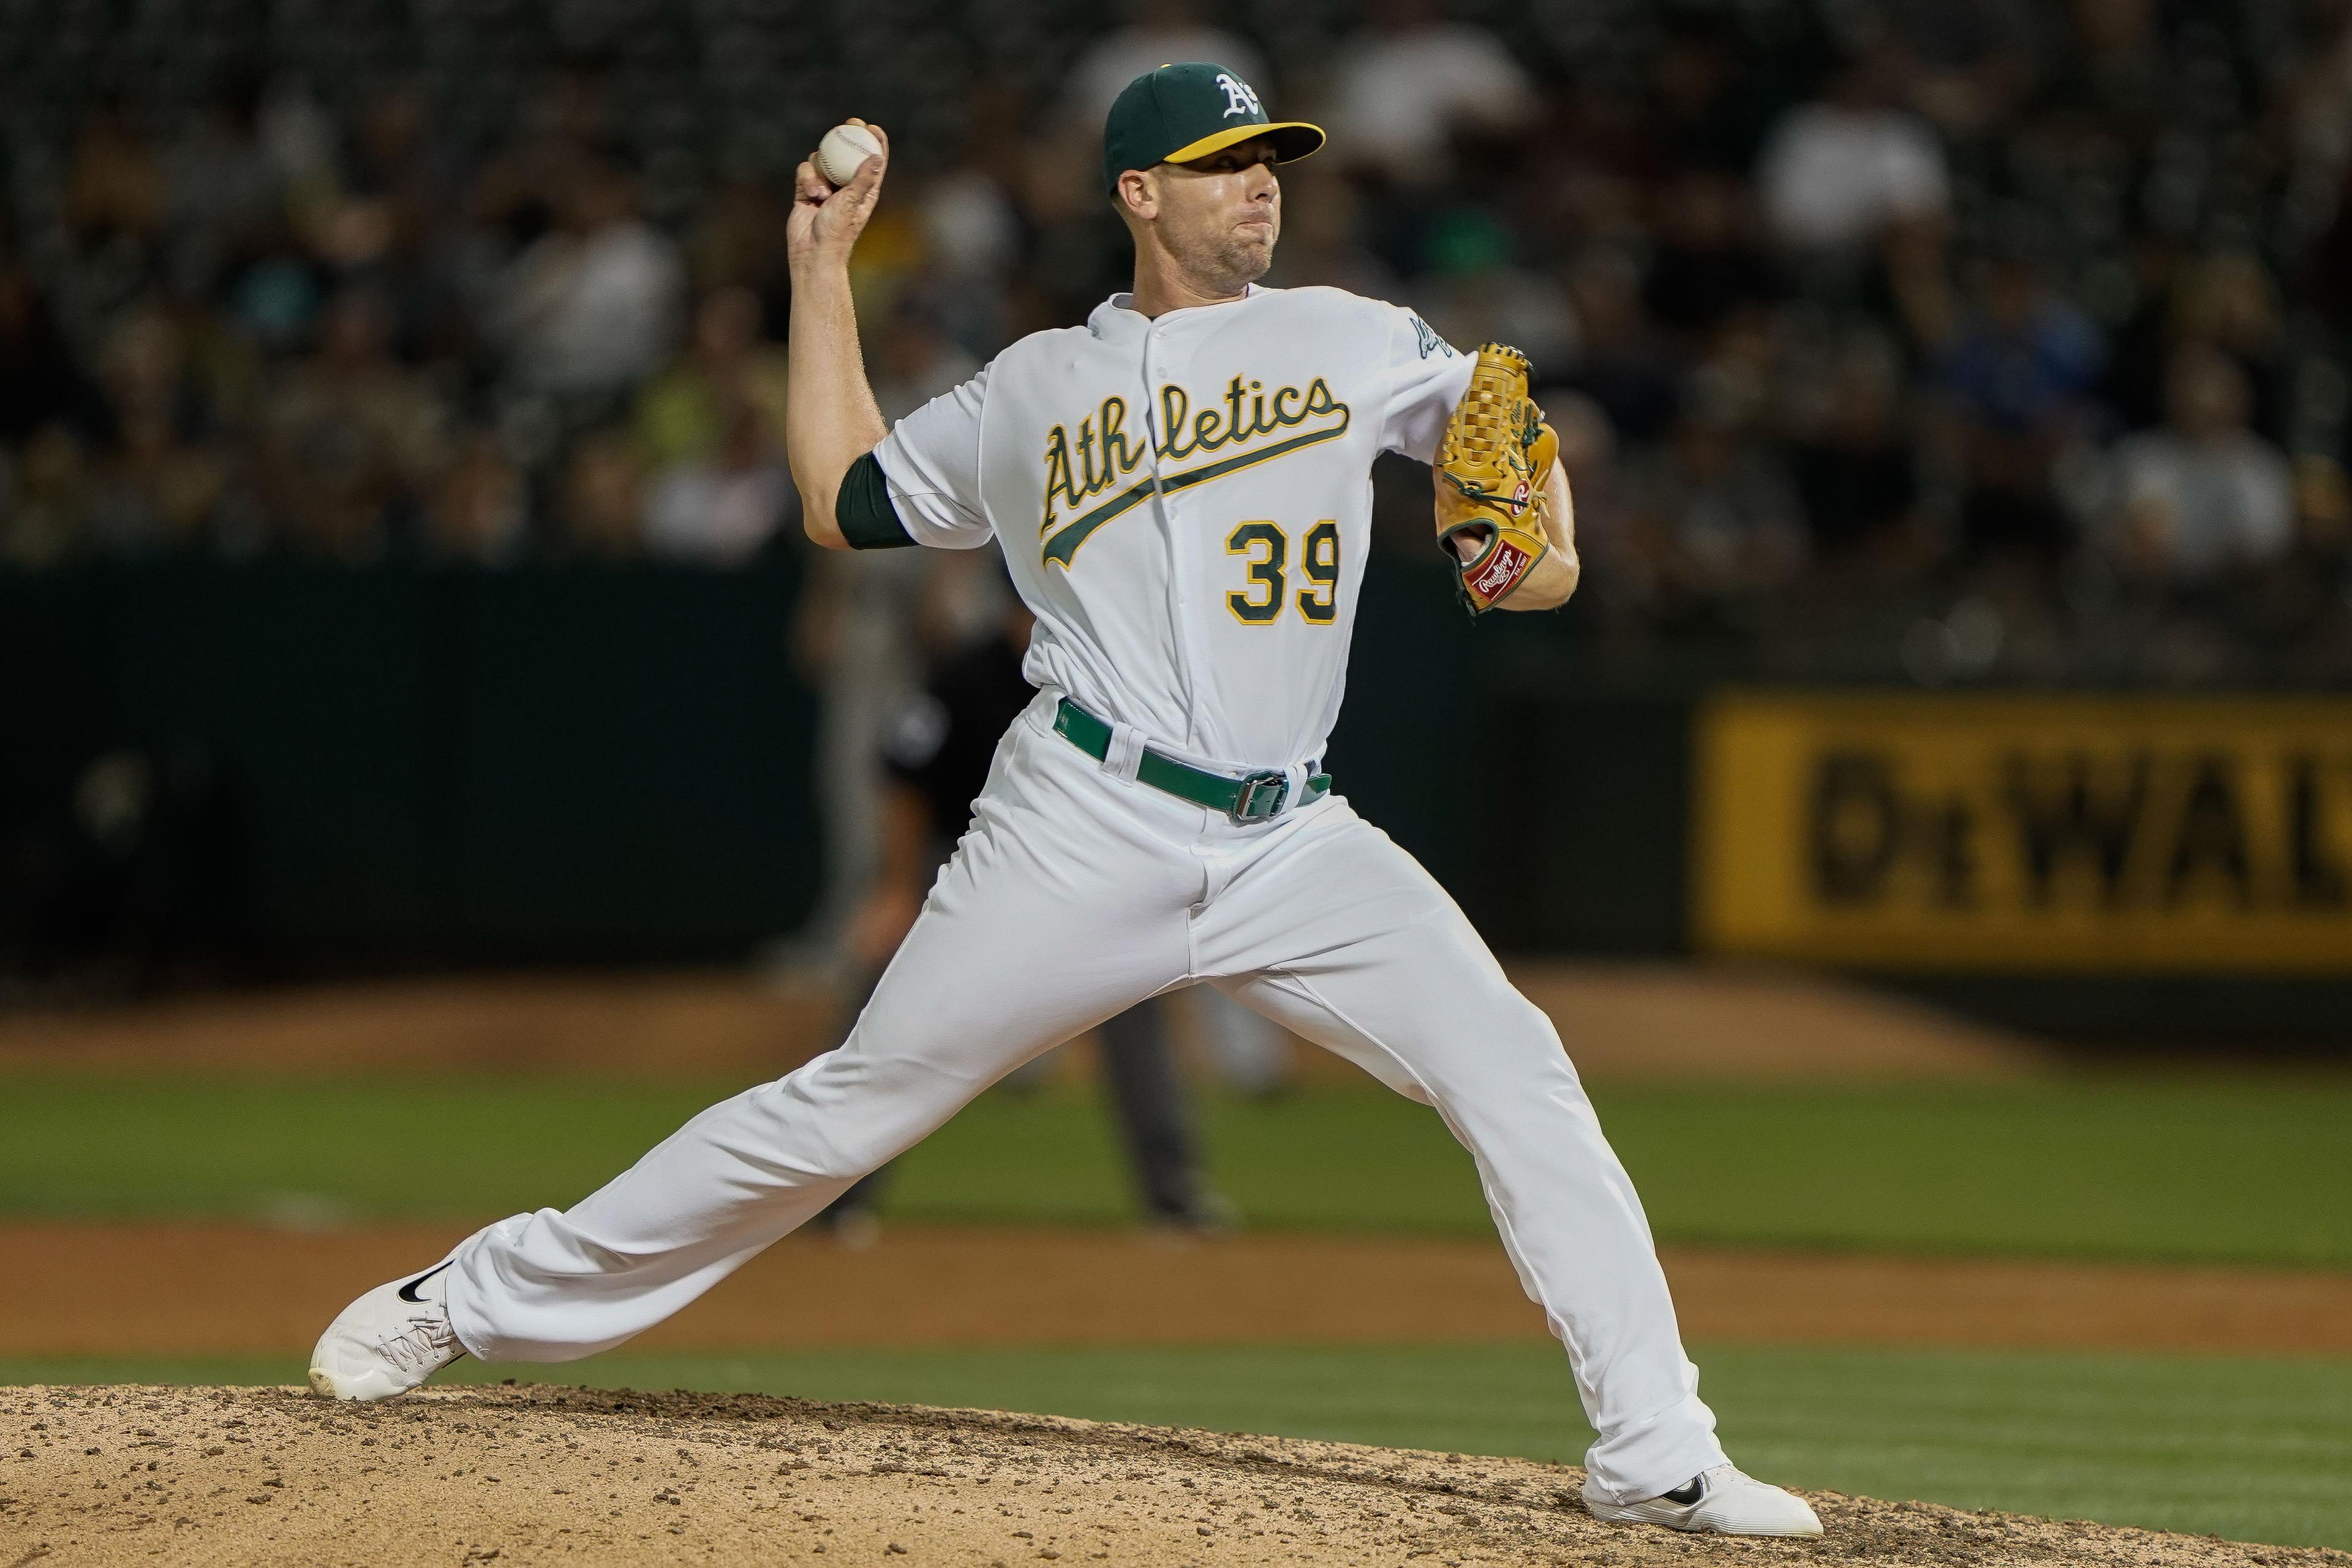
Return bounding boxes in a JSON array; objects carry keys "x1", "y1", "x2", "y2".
[{"x1": 1694, "y1": 693, "x2": 2352, "y2": 972}]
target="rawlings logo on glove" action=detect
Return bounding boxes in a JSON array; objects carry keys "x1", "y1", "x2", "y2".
[
  {"x1": 1469, "y1": 538, "x2": 1534, "y2": 600},
  {"x1": 1433, "y1": 344, "x2": 1556, "y2": 614}
]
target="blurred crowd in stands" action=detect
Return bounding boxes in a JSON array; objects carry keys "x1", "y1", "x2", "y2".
[{"x1": 6, "y1": 0, "x2": 2352, "y2": 683}]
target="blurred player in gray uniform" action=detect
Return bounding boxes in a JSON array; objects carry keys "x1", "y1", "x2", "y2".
[{"x1": 819, "y1": 581, "x2": 1227, "y2": 1235}]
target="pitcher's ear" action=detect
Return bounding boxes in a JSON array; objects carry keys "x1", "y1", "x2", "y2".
[{"x1": 1115, "y1": 167, "x2": 1157, "y2": 220}]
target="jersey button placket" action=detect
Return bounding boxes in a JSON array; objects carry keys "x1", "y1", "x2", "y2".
[{"x1": 1144, "y1": 322, "x2": 1205, "y2": 766}]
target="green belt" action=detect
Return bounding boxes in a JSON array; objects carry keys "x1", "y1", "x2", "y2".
[{"x1": 1052, "y1": 698, "x2": 1330, "y2": 823}]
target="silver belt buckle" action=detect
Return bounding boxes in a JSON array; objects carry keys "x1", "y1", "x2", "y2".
[{"x1": 1230, "y1": 770, "x2": 1290, "y2": 823}]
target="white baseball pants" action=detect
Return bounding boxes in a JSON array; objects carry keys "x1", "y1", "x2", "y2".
[{"x1": 442, "y1": 692, "x2": 1728, "y2": 1501}]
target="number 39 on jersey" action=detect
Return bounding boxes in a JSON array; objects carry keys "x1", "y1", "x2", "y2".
[{"x1": 1225, "y1": 519, "x2": 1339, "y2": 625}]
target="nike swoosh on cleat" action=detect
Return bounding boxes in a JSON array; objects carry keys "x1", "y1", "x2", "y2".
[{"x1": 397, "y1": 1261, "x2": 455, "y2": 1303}]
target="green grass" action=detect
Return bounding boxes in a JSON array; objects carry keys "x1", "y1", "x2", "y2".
[
  {"x1": 8, "y1": 1071, "x2": 2352, "y2": 1267},
  {"x1": 6, "y1": 1343, "x2": 2346, "y2": 1548},
  {"x1": 2, "y1": 1074, "x2": 2349, "y2": 1266}
]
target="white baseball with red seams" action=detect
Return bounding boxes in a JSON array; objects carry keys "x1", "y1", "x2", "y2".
[
  {"x1": 424, "y1": 281, "x2": 1735, "y2": 1505},
  {"x1": 813, "y1": 122, "x2": 882, "y2": 186}
]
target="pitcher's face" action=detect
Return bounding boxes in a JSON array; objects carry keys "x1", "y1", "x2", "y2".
[{"x1": 1149, "y1": 137, "x2": 1283, "y2": 286}]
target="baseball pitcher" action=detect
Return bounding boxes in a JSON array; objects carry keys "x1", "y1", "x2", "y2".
[{"x1": 311, "y1": 64, "x2": 1820, "y2": 1539}]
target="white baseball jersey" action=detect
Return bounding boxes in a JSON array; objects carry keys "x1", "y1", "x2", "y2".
[{"x1": 872, "y1": 284, "x2": 1476, "y2": 771}]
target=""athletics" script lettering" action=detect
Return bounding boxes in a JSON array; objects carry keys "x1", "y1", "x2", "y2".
[{"x1": 1040, "y1": 374, "x2": 1348, "y2": 544}]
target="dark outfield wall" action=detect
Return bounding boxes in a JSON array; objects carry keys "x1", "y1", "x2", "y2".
[
  {"x1": 2, "y1": 562, "x2": 823, "y2": 964},
  {"x1": 1, "y1": 551, "x2": 1681, "y2": 966},
  {"x1": 4, "y1": 552, "x2": 1675, "y2": 968},
  {"x1": 7, "y1": 559, "x2": 2344, "y2": 1042}
]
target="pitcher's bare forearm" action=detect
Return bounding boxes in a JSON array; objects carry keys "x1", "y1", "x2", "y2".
[
  {"x1": 781, "y1": 123, "x2": 892, "y2": 550},
  {"x1": 787, "y1": 258, "x2": 887, "y2": 549},
  {"x1": 1496, "y1": 462, "x2": 1581, "y2": 611}
]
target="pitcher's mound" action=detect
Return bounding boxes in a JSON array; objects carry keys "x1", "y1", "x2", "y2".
[{"x1": 4, "y1": 1385, "x2": 2337, "y2": 1567}]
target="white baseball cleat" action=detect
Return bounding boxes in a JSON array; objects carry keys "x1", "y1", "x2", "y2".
[
  {"x1": 308, "y1": 1256, "x2": 467, "y2": 1401},
  {"x1": 1585, "y1": 1464, "x2": 1823, "y2": 1537}
]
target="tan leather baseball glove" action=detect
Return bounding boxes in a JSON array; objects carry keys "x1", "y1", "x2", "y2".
[{"x1": 1433, "y1": 343, "x2": 1556, "y2": 614}]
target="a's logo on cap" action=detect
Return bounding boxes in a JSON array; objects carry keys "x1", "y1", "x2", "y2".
[{"x1": 1215, "y1": 73, "x2": 1262, "y2": 118}]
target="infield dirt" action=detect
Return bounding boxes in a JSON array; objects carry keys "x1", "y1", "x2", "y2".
[
  {"x1": 10, "y1": 1222, "x2": 2352, "y2": 1360},
  {"x1": 10, "y1": 1384, "x2": 2345, "y2": 1568}
]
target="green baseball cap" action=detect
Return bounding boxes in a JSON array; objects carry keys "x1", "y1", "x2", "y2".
[{"x1": 1101, "y1": 62, "x2": 1325, "y2": 196}]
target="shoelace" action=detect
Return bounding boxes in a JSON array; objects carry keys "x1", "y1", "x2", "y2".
[{"x1": 376, "y1": 1313, "x2": 456, "y2": 1372}]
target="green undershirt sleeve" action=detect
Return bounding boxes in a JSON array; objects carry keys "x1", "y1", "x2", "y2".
[{"x1": 835, "y1": 451, "x2": 917, "y2": 549}]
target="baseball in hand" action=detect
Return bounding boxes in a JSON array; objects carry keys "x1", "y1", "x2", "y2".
[{"x1": 814, "y1": 123, "x2": 883, "y2": 186}]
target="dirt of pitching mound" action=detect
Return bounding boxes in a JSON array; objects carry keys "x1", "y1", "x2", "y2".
[{"x1": 6, "y1": 1387, "x2": 2345, "y2": 1568}]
